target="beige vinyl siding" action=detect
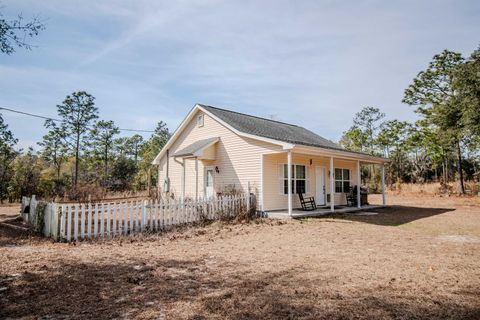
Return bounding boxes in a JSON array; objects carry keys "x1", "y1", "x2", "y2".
[
  {"x1": 263, "y1": 153, "x2": 359, "y2": 211},
  {"x1": 158, "y1": 109, "x2": 283, "y2": 203}
]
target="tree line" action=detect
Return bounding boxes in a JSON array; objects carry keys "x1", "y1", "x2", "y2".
[
  {"x1": 1, "y1": 9, "x2": 478, "y2": 199},
  {"x1": 0, "y1": 91, "x2": 170, "y2": 202},
  {"x1": 340, "y1": 47, "x2": 480, "y2": 193}
]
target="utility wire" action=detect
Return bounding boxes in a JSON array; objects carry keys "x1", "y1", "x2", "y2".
[
  {"x1": 0, "y1": 106, "x2": 155, "y2": 133},
  {"x1": 0, "y1": 106, "x2": 60, "y2": 121}
]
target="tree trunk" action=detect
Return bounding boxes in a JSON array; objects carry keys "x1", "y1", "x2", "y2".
[
  {"x1": 74, "y1": 132, "x2": 80, "y2": 188},
  {"x1": 134, "y1": 144, "x2": 138, "y2": 165},
  {"x1": 445, "y1": 157, "x2": 449, "y2": 183},
  {"x1": 147, "y1": 167, "x2": 151, "y2": 196},
  {"x1": 104, "y1": 144, "x2": 108, "y2": 188},
  {"x1": 456, "y1": 140, "x2": 465, "y2": 194},
  {"x1": 396, "y1": 151, "x2": 400, "y2": 183}
]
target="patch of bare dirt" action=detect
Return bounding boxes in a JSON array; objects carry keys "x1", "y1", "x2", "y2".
[
  {"x1": 0, "y1": 204, "x2": 20, "y2": 222},
  {"x1": 0, "y1": 195, "x2": 479, "y2": 319}
]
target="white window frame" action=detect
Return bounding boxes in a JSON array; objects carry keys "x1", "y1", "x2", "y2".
[
  {"x1": 334, "y1": 167, "x2": 351, "y2": 193},
  {"x1": 278, "y1": 163, "x2": 310, "y2": 195},
  {"x1": 197, "y1": 114, "x2": 204, "y2": 127}
]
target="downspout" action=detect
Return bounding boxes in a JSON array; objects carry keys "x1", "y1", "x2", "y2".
[
  {"x1": 166, "y1": 149, "x2": 170, "y2": 194},
  {"x1": 166, "y1": 149, "x2": 169, "y2": 178}
]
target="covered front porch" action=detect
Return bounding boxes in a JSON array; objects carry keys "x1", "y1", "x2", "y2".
[
  {"x1": 265, "y1": 204, "x2": 386, "y2": 219},
  {"x1": 260, "y1": 145, "x2": 388, "y2": 218}
]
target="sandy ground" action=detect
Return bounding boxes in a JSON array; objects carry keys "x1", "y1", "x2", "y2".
[
  {"x1": 0, "y1": 203, "x2": 20, "y2": 222},
  {"x1": 0, "y1": 194, "x2": 479, "y2": 319}
]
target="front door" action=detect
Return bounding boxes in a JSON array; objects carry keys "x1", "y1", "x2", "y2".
[
  {"x1": 315, "y1": 166, "x2": 326, "y2": 205},
  {"x1": 205, "y1": 167, "x2": 214, "y2": 199}
]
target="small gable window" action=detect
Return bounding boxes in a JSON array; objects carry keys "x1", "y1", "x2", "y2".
[{"x1": 197, "y1": 114, "x2": 204, "y2": 127}]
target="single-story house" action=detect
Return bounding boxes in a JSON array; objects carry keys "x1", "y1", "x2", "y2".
[{"x1": 152, "y1": 104, "x2": 388, "y2": 217}]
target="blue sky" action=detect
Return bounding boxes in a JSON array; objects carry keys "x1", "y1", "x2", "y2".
[{"x1": 1, "y1": 0, "x2": 479, "y2": 149}]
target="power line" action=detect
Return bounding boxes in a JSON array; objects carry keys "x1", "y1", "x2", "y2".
[
  {"x1": 0, "y1": 106, "x2": 61, "y2": 121},
  {"x1": 0, "y1": 106, "x2": 156, "y2": 133}
]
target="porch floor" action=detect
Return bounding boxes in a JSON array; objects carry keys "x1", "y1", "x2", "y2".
[{"x1": 265, "y1": 205, "x2": 386, "y2": 219}]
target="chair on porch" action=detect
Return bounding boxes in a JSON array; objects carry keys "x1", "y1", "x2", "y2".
[
  {"x1": 346, "y1": 186, "x2": 357, "y2": 207},
  {"x1": 298, "y1": 191, "x2": 316, "y2": 211},
  {"x1": 346, "y1": 185, "x2": 369, "y2": 207}
]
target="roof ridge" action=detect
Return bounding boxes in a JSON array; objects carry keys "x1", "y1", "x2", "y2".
[{"x1": 198, "y1": 103, "x2": 301, "y2": 128}]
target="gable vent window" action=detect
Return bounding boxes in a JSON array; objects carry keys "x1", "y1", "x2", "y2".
[{"x1": 197, "y1": 114, "x2": 204, "y2": 127}]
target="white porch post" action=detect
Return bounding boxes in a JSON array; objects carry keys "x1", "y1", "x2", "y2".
[
  {"x1": 182, "y1": 159, "x2": 186, "y2": 202},
  {"x1": 381, "y1": 163, "x2": 386, "y2": 205},
  {"x1": 287, "y1": 150, "x2": 292, "y2": 217},
  {"x1": 357, "y1": 160, "x2": 361, "y2": 208},
  {"x1": 330, "y1": 157, "x2": 334, "y2": 212},
  {"x1": 195, "y1": 157, "x2": 199, "y2": 201},
  {"x1": 260, "y1": 154, "x2": 265, "y2": 212}
]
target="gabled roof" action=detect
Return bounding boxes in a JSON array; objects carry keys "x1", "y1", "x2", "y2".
[
  {"x1": 153, "y1": 104, "x2": 388, "y2": 164},
  {"x1": 199, "y1": 104, "x2": 343, "y2": 151},
  {"x1": 173, "y1": 137, "x2": 219, "y2": 157}
]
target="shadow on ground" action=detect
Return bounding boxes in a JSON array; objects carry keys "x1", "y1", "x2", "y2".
[
  {"x1": 1, "y1": 257, "x2": 478, "y2": 319},
  {"x1": 328, "y1": 205, "x2": 456, "y2": 226},
  {"x1": 0, "y1": 224, "x2": 38, "y2": 247}
]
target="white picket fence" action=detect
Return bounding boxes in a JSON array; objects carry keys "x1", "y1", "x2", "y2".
[
  {"x1": 21, "y1": 195, "x2": 60, "y2": 239},
  {"x1": 21, "y1": 194, "x2": 253, "y2": 242}
]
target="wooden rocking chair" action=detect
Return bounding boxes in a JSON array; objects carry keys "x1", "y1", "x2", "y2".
[
  {"x1": 298, "y1": 191, "x2": 316, "y2": 211},
  {"x1": 346, "y1": 186, "x2": 357, "y2": 207}
]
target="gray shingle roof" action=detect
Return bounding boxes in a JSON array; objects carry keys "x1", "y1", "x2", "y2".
[
  {"x1": 200, "y1": 104, "x2": 344, "y2": 151},
  {"x1": 174, "y1": 137, "x2": 219, "y2": 157}
]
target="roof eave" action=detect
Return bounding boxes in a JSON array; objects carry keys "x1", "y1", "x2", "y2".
[
  {"x1": 152, "y1": 104, "x2": 201, "y2": 164},
  {"x1": 292, "y1": 145, "x2": 389, "y2": 163}
]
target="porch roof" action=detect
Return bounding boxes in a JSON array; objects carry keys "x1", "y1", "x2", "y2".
[
  {"x1": 173, "y1": 137, "x2": 219, "y2": 158},
  {"x1": 291, "y1": 145, "x2": 389, "y2": 164}
]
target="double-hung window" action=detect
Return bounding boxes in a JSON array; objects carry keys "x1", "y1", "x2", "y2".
[
  {"x1": 279, "y1": 164, "x2": 309, "y2": 194},
  {"x1": 334, "y1": 168, "x2": 350, "y2": 193}
]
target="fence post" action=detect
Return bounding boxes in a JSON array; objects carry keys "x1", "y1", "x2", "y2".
[
  {"x1": 20, "y1": 196, "x2": 26, "y2": 217},
  {"x1": 106, "y1": 203, "x2": 111, "y2": 237},
  {"x1": 94, "y1": 203, "x2": 98, "y2": 237},
  {"x1": 81, "y1": 205, "x2": 86, "y2": 239},
  {"x1": 66, "y1": 205, "x2": 72, "y2": 242},
  {"x1": 129, "y1": 201, "x2": 133, "y2": 234},
  {"x1": 73, "y1": 205, "x2": 79, "y2": 241},
  {"x1": 30, "y1": 195, "x2": 37, "y2": 223},
  {"x1": 60, "y1": 205, "x2": 66, "y2": 241},
  {"x1": 142, "y1": 200, "x2": 148, "y2": 231},
  {"x1": 87, "y1": 203, "x2": 92, "y2": 238},
  {"x1": 52, "y1": 204, "x2": 60, "y2": 241},
  {"x1": 44, "y1": 203, "x2": 50, "y2": 237},
  {"x1": 100, "y1": 203, "x2": 105, "y2": 237}
]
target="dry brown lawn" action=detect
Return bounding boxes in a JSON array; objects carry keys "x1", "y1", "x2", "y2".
[{"x1": 0, "y1": 194, "x2": 479, "y2": 319}]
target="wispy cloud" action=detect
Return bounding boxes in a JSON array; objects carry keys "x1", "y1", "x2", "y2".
[{"x1": 1, "y1": 0, "x2": 479, "y2": 149}]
